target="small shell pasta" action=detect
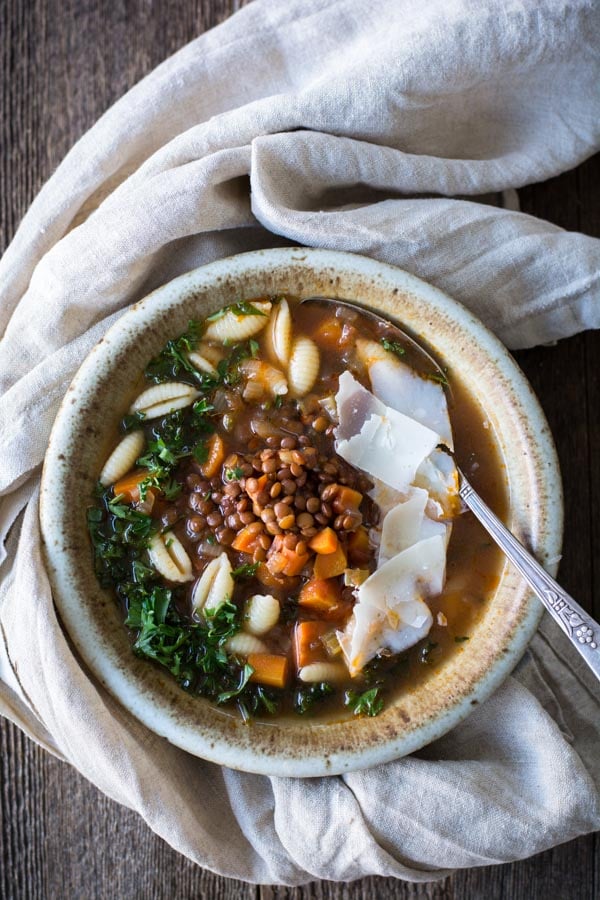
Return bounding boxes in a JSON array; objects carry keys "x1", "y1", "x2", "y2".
[
  {"x1": 288, "y1": 336, "x2": 320, "y2": 397},
  {"x1": 203, "y1": 301, "x2": 272, "y2": 343},
  {"x1": 187, "y1": 341, "x2": 225, "y2": 376},
  {"x1": 265, "y1": 299, "x2": 292, "y2": 367},
  {"x1": 99, "y1": 430, "x2": 145, "y2": 487},
  {"x1": 191, "y1": 553, "x2": 234, "y2": 616},
  {"x1": 130, "y1": 382, "x2": 199, "y2": 419},
  {"x1": 240, "y1": 359, "x2": 288, "y2": 400},
  {"x1": 298, "y1": 662, "x2": 348, "y2": 683},
  {"x1": 147, "y1": 532, "x2": 194, "y2": 583},
  {"x1": 243, "y1": 594, "x2": 280, "y2": 636},
  {"x1": 225, "y1": 633, "x2": 269, "y2": 657},
  {"x1": 187, "y1": 351, "x2": 218, "y2": 376}
]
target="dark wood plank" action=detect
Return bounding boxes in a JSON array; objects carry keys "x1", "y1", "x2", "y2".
[{"x1": 1, "y1": 1, "x2": 598, "y2": 898}]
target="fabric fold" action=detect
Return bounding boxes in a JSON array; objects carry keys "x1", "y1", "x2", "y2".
[{"x1": 0, "y1": 0, "x2": 599, "y2": 884}]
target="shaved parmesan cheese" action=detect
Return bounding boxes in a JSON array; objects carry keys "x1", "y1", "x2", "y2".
[
  {"x1": 334, "y1": 372, "x2": 439, "y2": 493},
  {"x1": 357, "y1": 339, "x2": 453, "y2": 450},
  {"x1": 333, "y1": 366, "x2": 459, "y2": 676},
  {"x1": 415, "y1": 448, "x2": 460, "y2": 519},
  {"x1": 338, "y1": 535, "x2": 445, "y2": 674},
  {"x1": 379, "y1": 488, "x2": 448, "y2": 564}
]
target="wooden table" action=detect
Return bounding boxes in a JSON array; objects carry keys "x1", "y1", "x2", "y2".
[{"x1": 1, "y1": 2, "x2": 598, "y2": 897}]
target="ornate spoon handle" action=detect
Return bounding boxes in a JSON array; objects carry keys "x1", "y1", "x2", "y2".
[{"x1": 458, "y1": 471, "x2": 600, "y2": 681}]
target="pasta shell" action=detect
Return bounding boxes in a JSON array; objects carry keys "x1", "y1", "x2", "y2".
[
  {"x1": 147, "y1": 532, "x2": 194, "y2": 583},
  {"x1": 203, "y1": 301, "x2": 272, "y2": 343},
  {"x1": 196, "y1": 342, "x2": 224, "y2": 367},
  {"x1": 288, "y1": 337, "x2": 320, "y2": 397},
  {"x1": 225, "y1": 633, "x2": 269, "y2": 657},
  {"x1": 99, "y1": 430, "x2": 145, "y2": 487},
  {"x1": 187, "y1": 341, "x2": 225, "y2": 376},
  {"x1": 130, "y1": 382, "x2": 200, "y2": 419},
  {"x1": 265, "y1": 299, "x2": 292, "y2": 367},
  {"x1": 191, "y1": 552, "x2": 234, "y2": 616},
  {"x1": 243, "y1": 594, "x2": 280, "y2": 636},
  {"x1": 298, "y1": 662, "x2": 348, "y2": 683},
  {"x1": 187, "y1": 351, "x2": 218, "y2": 376},
  {"x1": 240, "y1": 359, "x2": 288, "y2": 401}
]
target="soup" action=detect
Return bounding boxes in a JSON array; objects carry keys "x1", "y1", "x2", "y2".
[{"x1": 87, "y1": 297, "x2": 505, "y2": 722}]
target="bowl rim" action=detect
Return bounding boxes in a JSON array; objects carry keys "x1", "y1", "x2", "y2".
[{"x1": 40, "y1": 247, "x2": 563, "y2": 777}]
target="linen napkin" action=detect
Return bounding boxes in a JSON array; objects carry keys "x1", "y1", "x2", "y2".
[{"x1": 1, "y1": 0, "x2": 599, "y2": 884}]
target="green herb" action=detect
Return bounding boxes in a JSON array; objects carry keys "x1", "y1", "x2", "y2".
[
  {"x1": 224, "y1": 466, "x2": 244, "y2": 482},
  {"x1": 205, "y1": 301, "x2": 267, "y2": 323},
  {"x1": 131, "y1": 559, "x2": 158, "y2": 583},
  {"x1": 145, "y1": 319, "x2": 207, "y2": 384},
  {"x1": 273, "y1": 394, "x2": 284, "y2": 409},
  {"x1": 427, "y1": 368, "x2": 450, "y2": 387},
  {"x1": 344, "y1": 687, "x2": 384, "y2": 717},
  {"x1": 231, "y1": 562, "x2": 260, "y2": 580},
  {"x1": 107, "y1": 498, "x2": 156, "y2": 541},
  {"x1": 120, "y1": 410, "x2": 146, "y2": 433},
  {"x1": 217, "y1": 664, "x2": 254, "y2": 703},
  {"x1": 454, "y1": 635, "x2": 470, "y2": 643},
  {"x1": 294, "y1": 682, "x2": 334, "y2": 715},
  {"x1": 380, "y1": 338, "x2": 406, "y2": 357},
  {"x1": 192, "y1": 441, "x2": 209, "y2": 464},
  {"x1": 249, "y1": 339, "x2": 260, "y2": 357},
  {"x1": 124, "y1": 591, "x2": 266, "y2": 709},
  {"x1": 87, "y1": 497, "x2": 157, "y2": 588}
]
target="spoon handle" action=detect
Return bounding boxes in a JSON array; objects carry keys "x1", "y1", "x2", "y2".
[{"x1": 458, "y1": 472, "x2": 600, "y2": 682}]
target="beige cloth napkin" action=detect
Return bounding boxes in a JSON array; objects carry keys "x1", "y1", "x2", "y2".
[{"x1": 1, "y1": 0, "x2": 599, "y2": 884}]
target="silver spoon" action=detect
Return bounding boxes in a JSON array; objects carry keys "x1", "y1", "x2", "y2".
[{"x1": 301, "y1": 296, "x2": 600, "y2": 681}]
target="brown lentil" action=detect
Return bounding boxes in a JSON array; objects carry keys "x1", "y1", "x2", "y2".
[
  {"x1": 279, "y1": 513, "x2": 295, "y2": 530},
  {"x1": 297, "y1": 512, "x2": 314, "y2": 529}
]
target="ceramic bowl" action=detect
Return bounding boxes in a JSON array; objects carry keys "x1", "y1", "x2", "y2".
[{"x1": 40, "y1": 248, "x2": 562, "y2": 776}]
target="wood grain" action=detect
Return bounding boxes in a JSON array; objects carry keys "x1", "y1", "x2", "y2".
[{"x1": 0, "y1": 1, "x2": 598, "y2": 898}]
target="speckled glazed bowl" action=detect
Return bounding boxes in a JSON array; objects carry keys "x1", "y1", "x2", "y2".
[{"x1": 40, "y1": 248, "x2": 562, "y2": 777}]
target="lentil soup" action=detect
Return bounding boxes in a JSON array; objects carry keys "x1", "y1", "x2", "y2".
[{"x1": 87, "y1": 297, "x2": 506, "y2": 723}]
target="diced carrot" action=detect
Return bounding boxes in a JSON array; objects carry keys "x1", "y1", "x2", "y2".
[
  {"x1": 266, "y1": 545, "x2": 310, "y2": 577},
  {"x1": 232, "y1": 522, "x2": 263, "y2": 554},
  {"x1": 254, "y1": 563, "x2": 293, "y2": 590},
  {"x1": 312, "y1": 317, "x2": 344, "y2": 350},
  {"x1": 309, "y1": 527, "x2": 339, "y2": 555},
  {"x1": 293, "y1": 621, "x2": 330, "y2": 668},
  {"x1": 332, "y1": 486, "x2": 363, "y2": 513},
  {"x1": 347, "y1": 526, "x2": 370, "y2": 566},
  {"x1": 113, "y1": 468, "x2": 150, "y2": 503},
  {"x1": 298, "y1": 578, "x2": 342, "y2": 612},
  {"x1": 200, "y1": 433, "x2": 225, "y2": 479},
  {"x1": 247, "y1": 653, "x2": 289, "y2": 689},
  {"x1": 313, "y1": 542, "x2": 347, "y2": 579}
]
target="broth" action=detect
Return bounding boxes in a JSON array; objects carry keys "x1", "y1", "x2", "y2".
[{"x1": 87, "y1": 296, "x2": 506, "y2": 722}]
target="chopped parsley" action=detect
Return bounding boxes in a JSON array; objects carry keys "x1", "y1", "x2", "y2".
[
  {"x1": 344, "y1": 687, "x2": 384, "y2": 717},
  {"x1": 120, "y1": 410, "x2": 146, "y2": 433},
  {"x1": 427, "y1": 368, "x2": 450, "y2": 387},
  {"x1": 231, "y1": 562, "x2": 260, "y2": 580},
  {"x1": 145, "y1": 319, "x2": 206, "y2": 384},
  {"x1": 224, "y1": 466, "x2": 244, "y2": 482},
  {"x1": 294, "y1": 682, "x2": 334, "y2": 715},
  {"x1": 380, "y1": 338, "x2": 406, "y2": 357},
  {"x1": 205, "y1": 301, "x2": 267, "y2": 323}
]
